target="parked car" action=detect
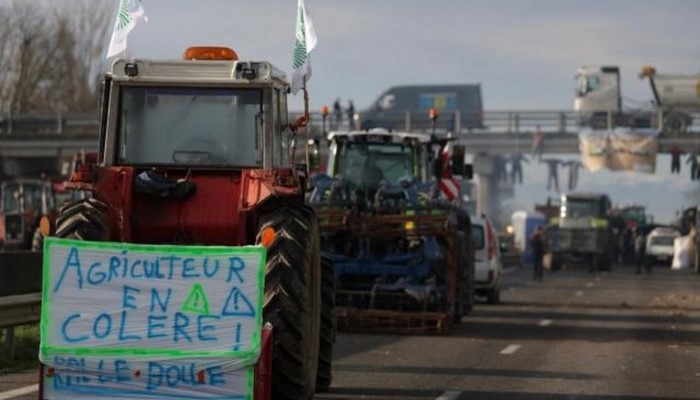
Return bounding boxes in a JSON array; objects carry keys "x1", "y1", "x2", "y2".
[
  {"x1": 645, "y1": 227, "x2": 680, "y2": 266},
  {"x1": 471, "y1": 215, "x2": 501, "y2": 304}
]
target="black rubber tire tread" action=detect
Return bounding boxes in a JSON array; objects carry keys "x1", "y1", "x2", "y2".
[
  {"x1": 453, "y1": 230, "x2": 468, "y2": 324},
  {"x1": 55, "y1": 199, "x2": 110, "y2": 241},
  {"x1": 55, "y1": 198, "x2": 110, "y2": 240},
  {"x1": 31, "y1": 227, "x2": 44, "y2": 252},
  {"x1": 257, "y1": 206, "x2": 321, "y2": 400},
  {"x1": 315, "y1": 255, "x2": 335, "y2": 392},
  {"x1": 462, "y1": 227, "x2": 476, "y2": 314}
]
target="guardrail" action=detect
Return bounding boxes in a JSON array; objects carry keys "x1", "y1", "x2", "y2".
[
  {"x1": 0, "y1": 112, "x2": 97, "y2": 135},
  {"x1": 0, "y1": 293, "x2": 41, "y2": 357},
  {"x1": 0, "y1": 293, "x2": 41, "y2": 329},
  {"x1": 2, "y1": 109, "x2": 699, "y2": 137}
]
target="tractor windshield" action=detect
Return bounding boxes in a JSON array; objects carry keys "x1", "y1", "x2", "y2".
[
  {"x1": 0, "y1": 182, "x2": 45, "y2": 213},
  {"x1": 117, "y1": 87, "x2": 263, "y2": 167},
  {"x1": 335, "y1": 143, "x2": 416, "y2": 188},
  {"x1": 562, "y1": 198, "x2": 601, "y2": 218},
  {"x1": 620, "y1": 207, "x2": 646, "y2": 225},
  {"x1": 1, "y1": 183, "x2": 20, "y2": 212}
]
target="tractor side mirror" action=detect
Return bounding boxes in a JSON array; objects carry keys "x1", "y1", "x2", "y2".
[
  {"x1": 461, "y1": 163, "x2": 473, "y2": 180},
  {"x1": 432, "y1": 158, "x2": 443, "y2": 180},
  {"x1": 294, "y1": 163, "x2": 312, "y2": 192},
  {"x1": 450, "y1": 144, "x2": 467, "y2": 176}
]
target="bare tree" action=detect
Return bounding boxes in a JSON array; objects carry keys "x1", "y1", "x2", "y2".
[
  {"x1": 52, "y1": 0, "x2": 112, "y2": 111},
  {"x1": 0, "y1": 0, "x2": 111, "y2": 115}
]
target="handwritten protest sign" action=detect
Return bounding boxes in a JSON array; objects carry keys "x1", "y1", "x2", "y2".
[{"x1": 40, "y1": 237, "x2": 265, "y2": 399}]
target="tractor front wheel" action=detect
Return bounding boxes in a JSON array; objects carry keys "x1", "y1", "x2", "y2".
[
  {"x1": 31, "y1": 227, "x2": 44, "y2": 252},
  {"x1": 257, "y1": 206, "x2": 321, "y2": 400},
  {"x1": 315, "y1": 255, "x2": 335, "y2": 393}
]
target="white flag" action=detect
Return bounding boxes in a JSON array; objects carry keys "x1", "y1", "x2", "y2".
[
  {"x1": 291, "y1": 0, "x2": 317, "y2": 94},
  {"x1": 106, "y1": 0, "x2": 148, "y2": 59}
]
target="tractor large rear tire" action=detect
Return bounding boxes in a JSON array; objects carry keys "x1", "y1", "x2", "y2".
[
  {"x1": 315, "y1": 255, "x2": 335, "y2": 393},
  {"x1": 453, "y1": 230, "x2": 468, "y2": 323},
  {"x1": 463, "y1": 229, "x2": 475, "y2": 315},
  {"x1": 54, "y1": 199, "x2": 111, "y2": 241},
  {"x1": 258, "y1": 206, "x2": 321, "y2": 400}
]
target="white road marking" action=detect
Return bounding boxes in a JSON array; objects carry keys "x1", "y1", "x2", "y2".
[
  {"x1": 0, "y1": 384, "x2": 39, "y2": 400},
  {"x1": 575, "y1": 290, "x2": 584, "y2": 296},
  {"x1": 586, "y1": 282, "x2": 594, "y2": 288},
  {"x1": 500, "y1": 344, "x2": 521, "y2": 355},
  {"x1": 539, "y1": 319, "x2": 553, "y2": 326},
  {"x1": 436, "y1": 390, "x2": 462, "y2": 400}
]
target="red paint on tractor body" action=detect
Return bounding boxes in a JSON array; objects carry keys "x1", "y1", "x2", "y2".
[{"x1": 89, "y1": 166, "x2": 303, "y2": 246}]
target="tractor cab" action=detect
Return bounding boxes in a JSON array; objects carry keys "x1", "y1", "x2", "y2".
[
  {"x1": 327, "y1": 130, "x2": 433, "y2": 188},
  {"x1": 69, "y1": 46, "x2": 303, "y2": 246},
  {"x1": 0, "y1": 179, "x2": 54, "y2": 249},
  {"x1": 312, "y1": 129, "x2": 470, "y2": 209}
]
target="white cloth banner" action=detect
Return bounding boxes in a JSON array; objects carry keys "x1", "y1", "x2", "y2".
[
  {"x1": 672, "y1": 235, "x2": 693, "y2": 270},
  {"x1": 579, "y1": 127, "x2": 659, "y2": 173},
  {"x1": 42, "y1": 356, "x2": 251, "y2": 399},
  {"x1": 40, "y1": 238, "x2": 265, "y2": 399}
]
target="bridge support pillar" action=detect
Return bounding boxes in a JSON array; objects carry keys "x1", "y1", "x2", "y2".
[
  {"x1": 472, "y1": 153, "x2": 514, "y2": 226},
  {"x1": 473, "y1": 153, "x2": 496, "y2": 217}
]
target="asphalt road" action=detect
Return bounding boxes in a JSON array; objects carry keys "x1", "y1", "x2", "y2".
[
  {"x1": 317, "y1": 264, "x2": 700, "y2": 400},
  {"x1": 2, "y1": 264, "x2": 699, "y2": 399}
]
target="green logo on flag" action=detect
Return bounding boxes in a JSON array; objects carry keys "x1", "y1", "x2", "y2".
[
  {"x1": 115, "y1": 0, "x2": 132, "y2": 31},
  {"x1": 293, "y1": 11, "x2": 307, "y2": 69}
]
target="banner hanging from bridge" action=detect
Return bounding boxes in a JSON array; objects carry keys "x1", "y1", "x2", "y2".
[
  {"x1": 578, "y1": 128, "x2": 659, "y2": 173},
  {"x1": 40, "y1": 237, "x2": 265, "y2": 399}
]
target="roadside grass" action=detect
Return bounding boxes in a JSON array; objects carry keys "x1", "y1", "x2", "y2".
[{"x1": 0, "y1": 324, "x2": 39, "y2": 374}]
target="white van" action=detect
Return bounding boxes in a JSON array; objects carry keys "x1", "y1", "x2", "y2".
[
  {"x1": 471, "y1": 215, "x2": 502, "y2": 304},
  {"x1": 645, "y1": 227, "x2": 680, "y2": 265}
]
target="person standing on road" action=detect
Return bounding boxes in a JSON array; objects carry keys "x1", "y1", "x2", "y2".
[
  {"x1": 686, "y1": 152, "x2": 699, "y2": 181},
  {"x1": 634, "y1": 229, "x2": 648, "y2": 274},
  {"x1": 530, "y1": 226, "x2": 546, "y2": 282},
  {"x1": 670, "y1": 147, "x2": 683, "y2": 174}
]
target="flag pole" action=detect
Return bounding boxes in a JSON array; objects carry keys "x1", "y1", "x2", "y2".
[{"x1": 303, "y1": 76, "x2": 310, "y2": 170}]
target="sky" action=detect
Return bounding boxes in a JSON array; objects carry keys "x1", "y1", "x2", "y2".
[{"x1": 7, "y1": 0, "x2": 700, "y2": 223}]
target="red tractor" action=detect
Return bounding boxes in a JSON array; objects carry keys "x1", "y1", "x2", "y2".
[
  {"x1": 49, "y1": 46, "x2": 333, "y2": 399},
  {"x1": 0, "y1": 179, "x2": 56, "y2": 251}
]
